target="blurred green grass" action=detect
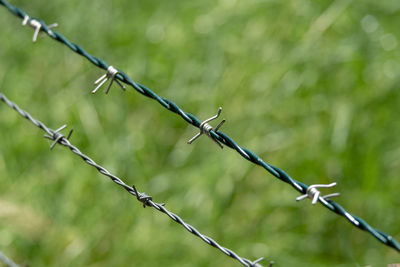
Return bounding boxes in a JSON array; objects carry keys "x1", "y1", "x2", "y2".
[{"x1": 0, "y1": 0, "x2": 400, "y2": 266}]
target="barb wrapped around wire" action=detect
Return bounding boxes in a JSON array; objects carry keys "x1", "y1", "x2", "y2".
[
  {"x1": 188, "y1": 107, "x2": 226, "y2": 148},
  {"x1": 44, "y1": 124, "x2": 73, "y2": 150},
  {"x1": 92, "y1": 66, "x2": 126, "y2": 94},
  {"x1": 0, "y1": 92, "x2": 267, "y2": 267},
  {"x1": 296, "y1": 182, "x2": 340, "y2": 205},
  {"x1": 22, "y1": 15, "x2": 57, "y2": 42},
  {"x1": 1, "y1": 0, "x2": 400, "y2": 253},
  {"x1": 131, "y1": 185, "x2": 153, "y2": 208}
]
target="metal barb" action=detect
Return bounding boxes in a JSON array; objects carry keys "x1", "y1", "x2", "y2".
[
  {"x1": 132, "y1": 185, "x2": 153, "y2": 208},
  {"x1": 43, "y1": 22, "x2": 58, "y2": 38},
  {"x1": 0, "y1": 91, "x2": 265, "y2": 267},
  {"x1": 187, "y1": 107, "x2": 225, "y2": 148},
  {"x1": 92, "y1": 66, "x2": 126, "y2": 94},
  {"x1": 296, "y1": 182, "x2": 340, "y2": 205},
  {"x1": 251, "y1": 257, "x2": 264, "y2": 267},
  {"x1": 22, "y1": 15, "x2": 57, "y2": 42},
  {"x1": 22, "y1": 15, "x2": 29, "y2": 26},
  {"x1": 3, "y1": 0, "x2": 400, "y2": 255},
  {"x1": 44, "y1": 124, "x2": 73, "y2": 150}
]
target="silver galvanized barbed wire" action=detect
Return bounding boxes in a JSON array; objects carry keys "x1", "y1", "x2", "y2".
[
  {"x1": 1, "y1": 0, "x2": 400, "y2": 253},
  {"x1": 43, "y1": 124, "x2": 73, "y2": 150},
  {"x1": 188, "y1": 107, "x2": 226, "y2": 148},
  {"x1": 296, "y1": 182, "x2": 340, "y2": 205},
  {"x1": 22, "y1": 15, "x2": 57, "y2": 42},
  {"x1": 131, "y1": 185, "x2": 153, "y2": 208},
  {"x1": 0, "y1": 92, "x2": 267, "y2": 267},
  {"x1": 92, "y1": 66, "x2": 126, "y2": 94},
  {"x1": 0, "y1": 251, "x2": 20, "y2": 267}
]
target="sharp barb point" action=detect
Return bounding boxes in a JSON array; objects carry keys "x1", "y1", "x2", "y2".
[{"x1": 188, "y1": 108, "x2": 225, "y2": 148}]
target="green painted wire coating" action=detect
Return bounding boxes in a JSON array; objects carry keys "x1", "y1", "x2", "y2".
[{"x1": 1, "y1": 0, "x2": 399, "y2": 253}]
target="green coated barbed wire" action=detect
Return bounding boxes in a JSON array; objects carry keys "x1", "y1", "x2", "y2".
[{"x1": 1, "y1": 0, "x2": 399, "y2": 253}]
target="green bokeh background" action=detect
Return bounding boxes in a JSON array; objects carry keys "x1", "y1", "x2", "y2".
[{"x1": 0, "y1": 0, "x2": 399, "y2": 266}]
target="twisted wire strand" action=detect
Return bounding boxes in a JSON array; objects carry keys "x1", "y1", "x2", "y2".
[
  {"x1": 0, "y1": 92, "x2": 265, "y2": 267},
  {"x1": 1, "y1": 0, "x2": 399, "y2": 252},
  {"x1": 0, "y1": 251, "x2": 20, "y2": 267}
]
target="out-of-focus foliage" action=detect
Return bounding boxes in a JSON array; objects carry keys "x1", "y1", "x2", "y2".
[{"x1": 0, "y1": 0, "x2": 399, "y2": 266}]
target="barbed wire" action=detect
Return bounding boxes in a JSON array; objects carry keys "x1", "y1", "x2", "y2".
[
  {"x1": 0, "y1": 251, "x2": 20, "y2": 267},
  {"x1": 0, "y1": 92, "x2": 267, "y2": 267},
  {"x1": 1, "y1": 0, "x2": 399, "y2": 253}
]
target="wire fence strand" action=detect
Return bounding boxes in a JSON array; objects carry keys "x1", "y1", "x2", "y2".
[
  {"x1": 1, "y1": 0, "x2": 399, "y2": 253},
  {"x1": 0, "y1": 92, "x2": 266, "y2": 267},
  {"x1": 0, "y1": 251, "x2": 20, "y2": 267}
]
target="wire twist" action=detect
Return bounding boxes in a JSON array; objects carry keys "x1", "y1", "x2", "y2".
[
  {"x1": 1, "y1": 0, "x2": 399, "y2": 253},
  {"x1": 43, "y1": 124, "x2": 73, "y2": 150},
  {"x1": 0, "y1": 92, "x2": 266, "y2": 267},
  {"x1": 188, "y1": 107, "x2": 226, "y2": 148},
  {"x1": 296, "y1": 182, "x2": 340, "y2": 205},
  {"x1": 22, "y1": 15, "x2": 57, "y2": 42},
  {"x1": 131, "y1": 185, "x2": 153, "y2": 208},
  {"x1": 92, "y1": 66, "x2": 126, "y2": 94}
]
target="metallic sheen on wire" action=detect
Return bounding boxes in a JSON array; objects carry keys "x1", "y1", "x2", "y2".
[
  {"x1": 0, "y1": 92, "x2": 265, "y2": 267},
  {"x1": 0, "y1": 251, "x2": 20, "y2": 267},
  {"x1": 0, "y1": 0, "x2": 399, "y2": 253}
]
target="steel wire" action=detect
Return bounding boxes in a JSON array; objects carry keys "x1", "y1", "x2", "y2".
[
  {"x1": 0, "y1": 92, "x2": 266, "y2": 267},
  {"x1": 1, "y1": 0, "x2": 399, "y2": 253},
  {"x1": 0, "y1": 251, "x2": 20, "y2": 267}
]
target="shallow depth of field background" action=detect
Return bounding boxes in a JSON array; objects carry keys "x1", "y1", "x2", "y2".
[{"x1": 0, "y1": 0, "x2": 399, "y2": 266}]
